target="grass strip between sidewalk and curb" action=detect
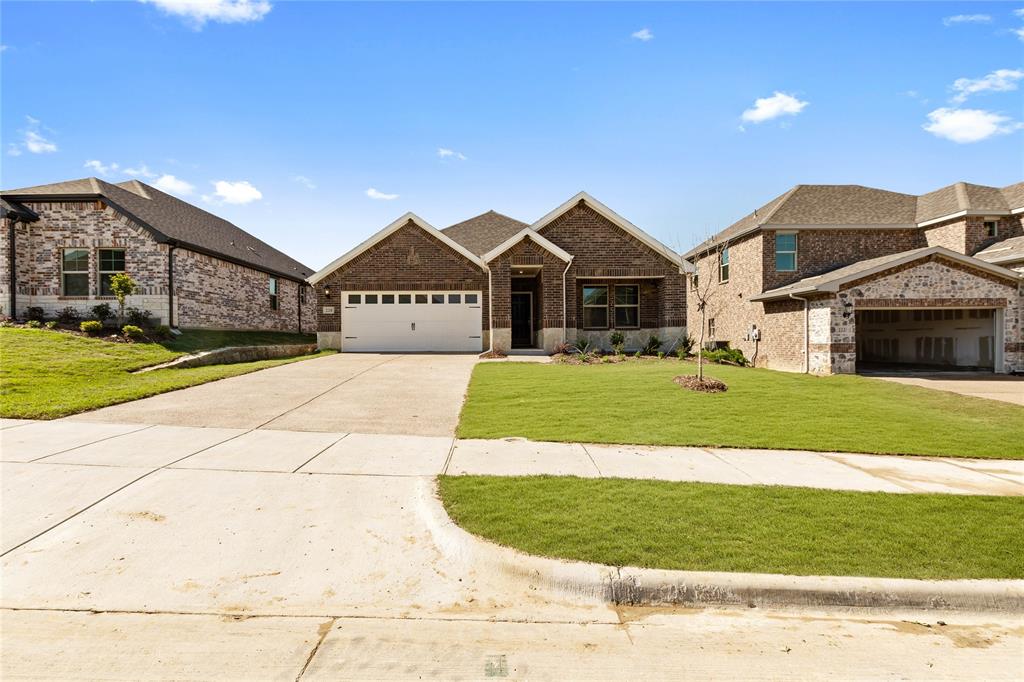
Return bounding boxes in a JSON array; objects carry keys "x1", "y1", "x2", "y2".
[
  {"x1": 456, "y1": 362, "x2": 1024, "y2": 459},
  {"x1": 438, "y1": 475, "x2": 1024, "y2": 580}
]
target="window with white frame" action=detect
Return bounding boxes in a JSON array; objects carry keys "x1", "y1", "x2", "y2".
[
  {"x1": 775, "y1": 233, "x2": 797, "y2": 272},
  {"x1": 269, "y1": 277, "x2": 279, "y2": 310},
  {"x1": 582, "y1": 285, "x2": 608, "y2": 329},
  {"x1": 719, "y1": 247, "x2": 730, "y2": 282},
  {"x1": 614, "y1": 284, "x2": 639, "y2": 328},
  {"x1": 98, "y1": 249, "x2": 126, "y2": 296},
  {"x1": 62, "y1": 248, "x2": 89, "y2": 296},
  {"x1": 708, "y1": 317, "x2": 716, "y2": 337},
  {"x1": 984, "y1": 220, "x2": 998, "y2": 238}
]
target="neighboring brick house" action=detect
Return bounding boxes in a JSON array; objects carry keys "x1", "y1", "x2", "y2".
[
  {"x1": 684, "y1": 182, "x2": 1024, "y2": 374},
  {"x1": 310, "y1": 192, "x2": 686, "y2": 353},
  {"x1": 1, "y1": 177, "x2": 316, "y2": 332}
]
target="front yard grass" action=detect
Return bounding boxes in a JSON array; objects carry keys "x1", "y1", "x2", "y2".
[
  {"x1": 161, "y1": 329, "x2": 316, "y2": 353},
  {"x1": 0, "y1": 327, "x2": 329, "y2": 419},
  {"x1": 457, "y1": 361, "x2": 1024, "y2": 459},
  {"x1": 439, "y1": 476, "x2": 1024, "y2": 580}
]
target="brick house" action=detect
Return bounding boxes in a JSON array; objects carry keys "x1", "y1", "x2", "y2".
[
  {"x1": 1, "y1": 177, "x2": 316, "y2": 332},
  {"x1": 684, "y1": 182, "x2": 1024, "y2": 375},
  {"x1": 310, "y1": 192, "x2": 687, "y2": 353}
]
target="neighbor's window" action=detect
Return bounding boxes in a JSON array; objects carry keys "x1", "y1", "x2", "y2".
[
  {"x1": 708, "y1": 317, "x2": 716, "y2": 337},
  {"x1": 775, "y1": 233, "x2": 797, "y2": 272},
  {"x1": 300, "y1": 286, "x2": 307, "y2": 304},
  {"x1": 582, "y1": 285, "x2": 608, "y2": 329},
  {"x1": 984, "y1": 220, "x2": 999, "y2": 238},
  {"x1": 62, "y1": 248, "x2": 90, "y2": 296},
  {"x1": 269, "y1": 277, "x2": 279, "y2": 310},
  {"x1": 614, "y1": 285, "x2": 639, "y2": 328},
  {"x1": 719, "y1": 248, "x2": 730, "y2": 283},
  {"x1": 98, "y1": 249, "x2": 126, "y2": 296}
]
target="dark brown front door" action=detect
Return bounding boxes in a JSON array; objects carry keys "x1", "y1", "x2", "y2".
[{"x1": 511, "y1": 293, "x2": 532, "y2": 348}]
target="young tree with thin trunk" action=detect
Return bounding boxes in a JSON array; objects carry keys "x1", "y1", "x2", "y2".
[
  {"x1": 110, "y1": 273, "x2": 137, "y2": 327},
  {"x1": 685, "y1": 237, "x2": 728, "y2": 382}
]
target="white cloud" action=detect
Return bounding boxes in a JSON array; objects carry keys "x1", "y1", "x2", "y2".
[
  {"x1": 631, "y1": 28, "x2": 653, "y2": 42},
  {"x1": 124, "y1": 164, "x2": 157, "y2": 179},
  {"x1": 7, "y1": 144, "x2": 22, "y2": 157},
  {"x1": 437, "y1": 147, "x2": 467, "y2": 161},
  {"x1": 942, "y1": 14, "x2": 992, "y2": 26},
  {"x1": 1016, "y1": 27, "x2": 1024, "y2": 42},
  {"x1": 0, "y1": 45, "x2": 9, "y2": 53},
  {"x1": 366, "y1": 187, "x2": 398, "y2": 200},
  {"x1": 291, "y1": 175, "x2": 316, "y2": 189},
  {"x1": 24, "y1": 131, "x2": 57, "y2": 154},
  {"x1": 84, "y1": 160, "x2": 119, "y2": 176},
  {"x1": 923, "y1": 107, "x2": 1023, "y2": 143},
  {"x1": 139, "y1": 0, "x2": 271, "y2": 28},
  {"x1": 950, "y1": 68, "x2": 1024, "y2": 103},
  {"x1": 210, "y1": 180, "x2": 262, "y2": 204},
  {"x1": 740, "y1": 91, "x2": 809, "y2": 125},
  {"x1": 154, "y1": 174, "x2": 196, "y2": 196}
]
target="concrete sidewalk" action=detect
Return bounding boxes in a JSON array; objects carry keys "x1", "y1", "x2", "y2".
[{"x1": 2, "y1": 419, "x2": 1021, "y2": 496}]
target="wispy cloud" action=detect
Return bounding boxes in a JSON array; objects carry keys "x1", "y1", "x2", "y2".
[
  {"x1": 1014, "y1": 9, "x2": 1024, "y2": 41},
  {"x1": 124, "y1": 164, "x2": 157, "y2": 179},
  {"x1": 740, "y1": 92, "x2": 809, "y2": 128},
  {"x1": 139, "y1": 0, "x2": 271, "y2": 29},
  {"x1": 951, "y1": 69, "x2": 1024, "y2": 103},
  {"x1": 942, "y1": 14, "x2": 992, "y2": 27},
  {"x1": 84, "y1": 160, "x2": 120, "y2": 176},
  {"x1": 0, "y1": 45, "x2": 9, "y2": 53},
  {"x1": 923, "y1": 107, "x2": 1022, "y2": 143},
  {"x1": 291, "y1": 174, "x2": 316, "y2": 190},
  {"x1": 207, "y1": 180, "x2": 263, "y2": 204},
  {"x1": 8, "y1": 116, "x2": 58, "y2": 155},
  {"x1": 437, "y1": 147, "x2": 467, "y2": 161},
  {"x1": 154, "y1": 174, "x2": 195, "y2": 196},
  {"x1": 631, "y1": 28, "x2": 653, "y2": 42},
  {"x1": 366, "y1": 187, "x2": 399, "y2": 201}
]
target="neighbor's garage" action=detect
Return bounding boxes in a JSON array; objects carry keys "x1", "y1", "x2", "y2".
[
  {"x1": 855, "y1": 307, "x2": 999, "y2": 372},
  {"x1": 341, "y1": 291, "x2": 483, "y2": 352}
]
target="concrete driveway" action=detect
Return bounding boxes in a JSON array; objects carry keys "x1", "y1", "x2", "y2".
[
  {"x1": 68, "y1": 353, "x2": 479, "y2": 436},
  {"x1": 867, "y1": 372, "x2": 1024, "y2": 406}
]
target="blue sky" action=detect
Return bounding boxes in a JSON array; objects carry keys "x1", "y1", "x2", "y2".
[{"x1": 3, "y1": 1, "x2": 1022, "y2": 270}]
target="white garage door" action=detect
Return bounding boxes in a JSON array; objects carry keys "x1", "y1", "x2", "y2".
[{"x1": 341, "y1": 291, "x2": 483, "y2": 352}]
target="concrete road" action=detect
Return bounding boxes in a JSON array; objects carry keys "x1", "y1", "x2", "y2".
[
  {"x1": 67, "y1": 353, "x2": 479, "y2": 436},
  {"x1": 869, "y1": 372, "x2": 1024, "y2": 406}
]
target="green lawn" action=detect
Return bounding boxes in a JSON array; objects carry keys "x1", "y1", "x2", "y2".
[
  {"x1": 439, "y1": 476, "x2": 1024, "y2": 579},
  {"x1": 457, "y1": 361, "x2": 1024, "y2": 459},
  {"x1": 0, "y1": 327, "x2": 329, "y2": 419},
  {"x1": 161, "y1": 329, "x2": 316, "y2": 353}
]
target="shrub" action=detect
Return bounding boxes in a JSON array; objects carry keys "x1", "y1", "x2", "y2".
[
  {"x1": 110, "y1": 273, "x2": 137, "y2": 324},
  {"x1": 90, "y1": 302, "x2": 113, "y2": 322},
  {"x1": 641, "y1": 335, "x2": 662, "y2": 355},
  {"x1": 152, "y1": 324, "x2": 171, "y2": 339},
  {"x1": 24, "y1": 306, "x2": 45, "y2": 322},
  {"x1": 609, "y1": 330, "x2": 626, "y2": 355},
  {"x1": 122, "y1": 324, "x2": 145, "y2": 340},
  {"x1": 552, "y1": 342, "x2": 573, "y2": 355},
  {"x1": 701, "y1": 347, "x2": 749, "y2": 366},
  {"x1": 573, "y1": 337, "x2": 592, "y2": 354},
  {"x1": 45, "y1": 321, "x2": 59, "y2": 329},
  {"x1": 26, "y1": 320, "x2": 42, "y2": 328},
  {"x1": 80, "y1": 320, "x2": 103, "y2": 335},
  {"x1": 679, "y1": 333, "x2": 695, "y2": 358},
  {"x1": 657, "y1": 351, "x2": 665, "y2": 359},
  {"x1": 125, "y1": 307, "x2": 153, "y2": 328},
  {"x1": 57, "y1": 306, "x2": 81, "y2": 324}
]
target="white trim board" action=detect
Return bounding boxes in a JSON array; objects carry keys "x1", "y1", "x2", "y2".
[{"x1": 482, "y1": 227, "x2": 572, "y2": 263}]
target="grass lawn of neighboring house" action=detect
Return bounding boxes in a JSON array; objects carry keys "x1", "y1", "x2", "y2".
[
  {"x1": 457, "y1": 361, "x2": 1024, "y2": 459},
  {"x1": 0, "y1": 327, "x2": 327, "y2": 419},
  {"x1": 160, "y1": 329, "x2": 316, "y2": 353},
  {"x1": 439, "y1": 476, "x2": 1024, "y2": 580}
]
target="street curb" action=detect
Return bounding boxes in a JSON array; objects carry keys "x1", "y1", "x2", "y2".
[{"x1": 420, "y1": 480, "x2": 1024, "y2": 613}]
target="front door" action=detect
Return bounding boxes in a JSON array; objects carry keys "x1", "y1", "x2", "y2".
[{"x1": 511, "y1": 293, "x2": 533, "y2": 348}]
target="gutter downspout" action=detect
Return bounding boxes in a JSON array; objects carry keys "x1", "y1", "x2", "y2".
[
  {"x1": 789, "y1": 293, "x2": 809, "y2": 373},
  {"x1": 7, "y1": 219, "x2": 16, "y2": 320},
  {"x1": 561, "y1": 256, "x2": 574, "y2": 345},
  {"x1": 486, "y1": 265, "x2": 494, "y2": 354},
  {"x1": 167, "y1": 245, "x2": 176, "y2": 329}
]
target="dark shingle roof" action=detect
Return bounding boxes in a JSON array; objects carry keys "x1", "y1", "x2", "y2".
[
  {"x1": 2, "y1": 177, "x2": 312, "y2": 281},
  {"x1": 0, "y1": 198, "x2": 39, "y2": 222},
  {"x1": 442, "y1": 210, "x2": 528, "y2": 256}
]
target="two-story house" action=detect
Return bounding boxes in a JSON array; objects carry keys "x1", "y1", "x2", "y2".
[{"x1": 683, "y1": 182, "x2": 1024, "y2": 375}]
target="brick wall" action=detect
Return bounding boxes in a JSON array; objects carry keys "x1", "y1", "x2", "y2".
[
  {"x1": 487, "y1": 237, "x2": 565, "y2": 330},
  {"x1": 923, "y1": 215, "x2": 1023, "y2": 256}
]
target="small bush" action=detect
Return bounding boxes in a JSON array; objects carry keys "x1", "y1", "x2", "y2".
[
  {"x1": 122, "y1": 324, "x2": 145, "y2": 340},
  {"x1": 675, "y1": 347, "x2": 687, "y2": 360},
  {"x1": 26, "y1": 320, "x2": 42, "y2": 328},
  {"x1": 91, "y1": 303, "x2": 112, "y2": 322},
  {"x1": 24, "y1": 306, "x2": 45, "y2": 322},
  {"x1": 679, "y1": 333, "x2": 695, "y2": 358},
  {"x1": 641, "y1": 335, "x2": 662, "y2": 355},
  {"x1": 125, "y1": 307, "x2": 152, "y2": 328},
  {"x1": 609, "y1": 330, "x2": 626, "y2": 355},
  {"x1": 45, "y1": 321, "x2": 59, "y2": 329},
  {"x1": 552, "y1": 342, "x2": 573, "y2": 355},
  {"x1": 573, "y1": 337, "x2": 592, "y2": 354},
  {"x1": 152, "y1": 324, "x2": 171, "y2": 339},
  {"x1": 57, "y1": 306, "x2": 81, "y2": 324},
  {"x1": 657, "y1": 351, "x2": 665, "y2": 359},
  {"x1": 700, "y1": 347, "x2": 749, "y2": 366},
  {"x1": 80, "y1": 320, "x2": 103, "y2": 335}
]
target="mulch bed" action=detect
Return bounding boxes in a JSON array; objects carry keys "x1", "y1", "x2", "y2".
[{"x1": 673, "y1": 374, "x2": 728, "y2": 393}]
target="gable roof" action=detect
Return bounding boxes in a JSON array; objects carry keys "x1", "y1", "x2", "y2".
[
  {"x1": 1, "y1": 177, "x2": 313, "y2": 281},
  {"x1": 532, "y1": 191, "x2": 683, "y2": 267},
  {"x1": 975, "y1": 235, "x2": 1024, "y2": 266},
  {"x1": 481, "y1": 228, "x2": 572, "y2": 263},
  {"x1": 749, "y1": 246, "x2": 1021, "y2": 301},
  {"x1": 442, "y1": 210, "x2": 529, "y2": 256},
  {"x1": 308, "y1": 212, "x2": 484, "y2": 284},
  {"x1": 916, "y1": 182, "x2": 1019, "y2": 224}
]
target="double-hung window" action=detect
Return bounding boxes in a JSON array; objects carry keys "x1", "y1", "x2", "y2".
[
  {"x1": 614, "y1": 285, "x2": 639, "y2": 328},
  {"x1": 62, "y1": 248, "x2": 89, "y2": 296},
  {"x1": 582, "y1": 285, "x2": 608, "y2": 329},
  {"x1": 269, "y1": 277, "x2": 279, "y2": 310},
  {"x1": 984, "y1": 220, "x2": 999, "y2": 238},
  {"x1": 98, "y1": 249, "x2": 126, "y2": 296},
  {"x1": 775, "y1": 233, "x2": 797, "y2": 272},
  {"x1": 719, "y1": 248, "x2": 730, "y2": 283}
]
